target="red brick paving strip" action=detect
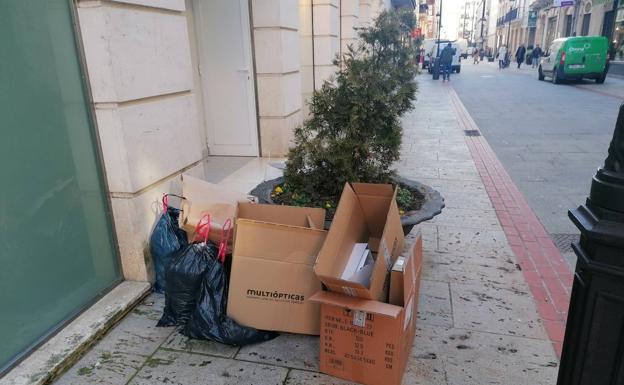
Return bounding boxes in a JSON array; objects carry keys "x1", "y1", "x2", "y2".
[{"x1": 446, "y1": 85, "x2": 573, "y2": 358}]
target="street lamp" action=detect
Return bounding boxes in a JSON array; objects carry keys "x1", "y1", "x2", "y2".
[{"x1": 436, "y1": 0, "x2": 443, "y2": 56}]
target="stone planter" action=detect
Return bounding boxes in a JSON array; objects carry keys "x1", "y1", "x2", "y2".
[{"x1": 249, "y1": 176, "x2": 445, "y2": 235}]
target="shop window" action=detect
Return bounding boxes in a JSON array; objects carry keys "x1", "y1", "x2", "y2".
[{"x1": 581, "y1": 13, "x2": 591, "y2": 36}]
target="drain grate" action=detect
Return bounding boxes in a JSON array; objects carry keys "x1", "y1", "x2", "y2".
[
  {"x1": 464, "y1": 130, "x2": 481, "y2": 137},
  {"x1": 551, "y1": 233, "x2": 579, "y2": 253}
]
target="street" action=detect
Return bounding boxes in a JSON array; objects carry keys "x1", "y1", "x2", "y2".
[{"x1": 446, "y1": 60, "x2": 624, "y2": 266}]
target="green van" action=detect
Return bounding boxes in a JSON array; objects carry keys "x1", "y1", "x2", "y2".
[{"x1": 538, "y1": 36, "x2": 609, "y2": 84}]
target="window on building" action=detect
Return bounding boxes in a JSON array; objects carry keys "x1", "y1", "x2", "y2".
[
  {"x1": 581, "y1": 13, "x2": 591, "y2": 36},
  {"x1": 602, "y1": 11, "x2": 615, "y2": 39},
  {"x1": 565, "y1": 15, "x2": 573, "y2": 37}
]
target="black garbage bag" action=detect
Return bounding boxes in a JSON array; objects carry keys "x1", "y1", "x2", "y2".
[
  {"x1": 150, "y1": 194, "x2": 187, "y2": 294},
  {"x1": 157, "y1": 242, "x2": 218, "y2": 327},
  {"x1": 150, "y1": 204, "x2": 187, "y2": 294},
  {"x1": 181, "y1": 255, "x2": 278, "y2": 346}
]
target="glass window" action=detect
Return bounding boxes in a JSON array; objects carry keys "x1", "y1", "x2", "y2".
[{"x1": 0, "y1": 0, "x2": 120, "y2": 372}]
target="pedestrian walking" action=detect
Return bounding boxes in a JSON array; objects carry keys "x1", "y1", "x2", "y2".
[
  {"x1": 608, "y1": 42, "x2": 617, "y2": 61},
  {"x1": 497, "y1": 45, "x2": 507, "y2": 69},
  {"x1": 479, "y1": 47, "x2": 485, "y2": 61},
  {"x1": 515, "y1": 44, "x2": 526, "y2": 69},
  {"x1": 473, "y1": 50, "x2": 480, "y2": 64},
  {"x1": 531, "y1": 44, "x2": 542, "y2": 68},
  {"x1": 439, "y1": 42, "x2": 455, "y2": 81}
]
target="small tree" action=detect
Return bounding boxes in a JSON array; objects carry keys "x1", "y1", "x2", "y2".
[{"x1": 283, "y1": 9, "x2": 418, "y2": 202}]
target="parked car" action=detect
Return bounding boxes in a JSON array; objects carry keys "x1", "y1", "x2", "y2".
[
  {"x1": 455, "y1": 38, "x2": 469, "y2": 58},
  {"x1": 427, "y1": 40, "x2": 462, "y2": 74},
  {"x1": 421, "y1": 38, "x2": 437, "y2": 69},
  {"x1": 538, "y1": 36, "x2": 609, "y2": 84}
]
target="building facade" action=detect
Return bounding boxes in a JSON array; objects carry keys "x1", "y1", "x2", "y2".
[
  {"x1": 417, "y1": 0, "x2": 438, "y2": 38},
  {"x1": 496, "y1": 0, "x2": 624, "y2": 55},
  {"x1": 2, "y1": 0, "x2": 415, "y2": 376},
  {"x1": 495, "y1": 0, "x2": 532, "y2": 50}
]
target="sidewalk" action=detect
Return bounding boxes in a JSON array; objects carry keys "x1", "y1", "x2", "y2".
[{"x1": 49, "y1": 76, "x2": 562, "y2": 385}]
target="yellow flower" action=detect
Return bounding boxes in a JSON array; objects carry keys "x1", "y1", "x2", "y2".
[
  {"x1": 399, "y1": 209, "x2": 405, "y2": 216},
  {"x1": 274, "y1": 186, "x2": 284, "y2": 194}
]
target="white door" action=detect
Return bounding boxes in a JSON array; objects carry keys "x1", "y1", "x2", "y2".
[{"x1": 193, "y1": 0, "x2": 259, "y2": 156}]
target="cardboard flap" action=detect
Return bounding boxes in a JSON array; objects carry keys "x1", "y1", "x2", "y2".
[
  {"x1": 314, "y1": 183, "x2": 368, "y2": 278},
  {"x1": 235, "y1": 219, "x2": 326, "y2": 264},
  {"x1": 238, "y1": 202, "x2": 325, "y2": 227},
  {"x1": 404, "y1": 232, "x2": 422, "y2": 305},
  {"x1": 310, "y1": 291, "x2": 402, "y2": 318},
  {"x1": 180, "y1": 175, "x2": 251, "y2": 244},
  {"x1": 351, "y1": 183, "x2": 395, "y2": 197},
  {"x1": 352, "y1": 183, "x2": 395, "y2": 237}
]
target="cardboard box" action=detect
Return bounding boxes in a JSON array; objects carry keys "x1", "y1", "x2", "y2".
[
  {"x1": 227, "y1": 203, "x2": 327, "y2": 335},
  {"x1": 310, "y1": 236, "x2": 423, "y2": 385},
  {"x1": 389, "y1": 257, "x2": 406, "y2": 306},
  {"x1": 314, "y1": 183, "x2": 405, "y2": 301},
  {"x1": 179, "y1": 174, "x2": 255, "y2": 244}
]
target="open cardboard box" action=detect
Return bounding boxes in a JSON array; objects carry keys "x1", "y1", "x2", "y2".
[
  {"x1": 178, "y1": 174, "x2": 255, "y2": 245},
  {"x1": 227, "y1": 203, "x2": 327, "y2": 335},
  {"x1": 310, "y1": 235, "x2": 423, "y2": 385},
  {"x1": 314, "y1": 183, "x2": 405, "y2": 301}
]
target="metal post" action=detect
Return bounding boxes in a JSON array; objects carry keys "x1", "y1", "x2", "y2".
[
  {"x1": 480, "y1": 0, "x2": 486, "y2": 48},
  {"x1": 557, "y1": 103, "x2": 624, "y2": 385},
  {"x1": 436, "y1": 0, "x2": 443, "y2": 56},
  {"x1": 433, "y1": 0, "x2": 444, "y2": 80},
  {"x1": 506, "y1": 3, "x2": 513, "y2": 47}
]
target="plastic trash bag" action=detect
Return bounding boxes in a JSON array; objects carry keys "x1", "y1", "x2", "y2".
[
  {"x1": 157, "y1": 241, "x2": 218, "y2": 327},
  {"x1": 181, "y1": 253, "x2": 278, "y2": 346},
  {"x1": 150, "y1": 194, "x2": 187, "y2": 294}
]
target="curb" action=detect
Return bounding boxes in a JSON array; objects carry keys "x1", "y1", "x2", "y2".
[{"x1": 2, "y1": 282, "x2": 151, "y2": 385}]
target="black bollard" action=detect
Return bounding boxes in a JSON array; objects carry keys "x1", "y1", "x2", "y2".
[
  {"x1": 557, "y1": 103, "x2": 624, "y2": 385},
  {"x1": 432, "y1": 58, "x2": 440, "y2": 80}
]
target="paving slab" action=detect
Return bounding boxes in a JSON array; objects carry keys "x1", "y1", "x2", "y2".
[
  {"x1": 161, "y1": 330, "x2": 239, "y2": 358},
  {"x1": 284, "y1": 370, "x2": 357, "y2": 385},
  {"x1": 402, "y1": 356, "x2": 448, "y2": 385},
  {"x1": 436, "y1": 226, "x2": 511, "y2": 255},
  {"x1": 411, "y1": 326, "x2": 558, "y2": 385},
  {"x1": 128, "y1": 350, "x2": 288, "y2": 385},
  {"x1": 431, "y1": 207, "x2": 499, "y2": 230},
  {"x1": 422, "y1": 250, "x2": 526, "y2": 289},
  {"x1": 236, "y1": 334, "x2": 319, "y2": 371},
  {"x1": 53, "y1": 349, "x2": 143, "y2": 385},
  {"x1": 417, "y1": 279, "x2": 453, "y2": 328},
  {"x1": 94, "y1": 314, "x2": 175, "y2": 357},
  {"x1": 434, "y1": 191, "x2": 494, "y2": 210},
  {"x1": 450, "y1": 281, "x2": 546, "y2": 339},
  {"x1": 129, "y1": 293, "x2": 165, "y2": 321}
]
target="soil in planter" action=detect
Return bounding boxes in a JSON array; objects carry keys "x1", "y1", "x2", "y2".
[{"x1": 271, "y1": 182, "x2": 425, "y2": 222}]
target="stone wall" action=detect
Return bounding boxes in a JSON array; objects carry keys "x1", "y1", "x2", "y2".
[{"x1": 77, "y1": 0, "x2": 205, "y2": 282}]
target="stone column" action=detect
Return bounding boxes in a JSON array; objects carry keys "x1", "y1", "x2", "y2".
[
  {"x1": 252, "y1": 0, "x2": 303, "y2": 156},
  {"x1": 359, "y1": 0, "x2": 372, "y2": 26},
  {"x1": 76, "y1": 0, "x2": 205, "y2": 282},
  {"x1": 341, "y1": 0, "x2": 360, "y2": 54},
  {"x1": 313, "y1": 0, "x2": 341, "y2": 85},
  {"x1": 300, "y1": 0, "x2": 315, "y2": 117}
]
